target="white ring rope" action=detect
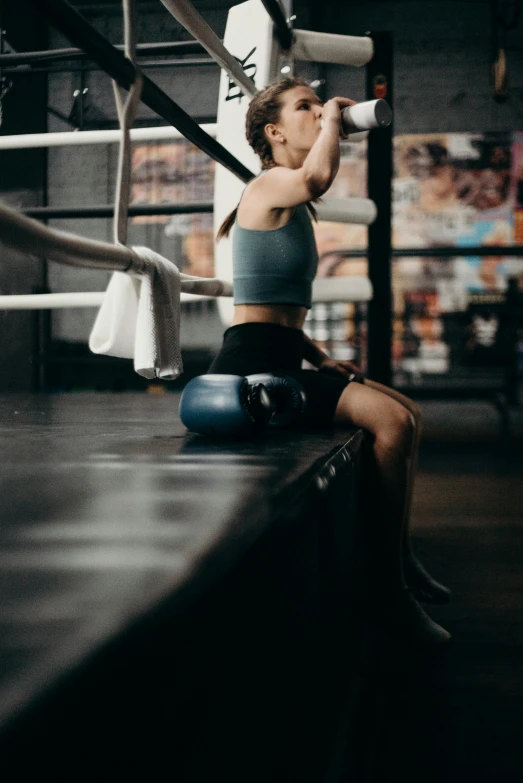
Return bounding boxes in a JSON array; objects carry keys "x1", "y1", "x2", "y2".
[
  {"x1": 0, "y1": 199, "x2": 232, "y2": 295},
  {"x1": 0, "y1": 291, "x2": 225, "y2": 309},
  {"x1": 160, "y1": 0, "x2": 258, "y2": 99},
  {"x1": 0, "y1": 276, "x2": 371, "y2": 310},
  {"x1": 0, "y1": 125, "x2": 218, "y2": 150},
  {"x1": 0, "y1": 200, "x2": 137, "y2": 271},
  {"x1": 0, "y1": 0, "x2": 232, "y2": 304},
  {"x1": 0, "y1": 0, "x2": 377, "y2": 313},
  {"x1": 0, "y1": 125, "x2": 369, "y2": 150}
]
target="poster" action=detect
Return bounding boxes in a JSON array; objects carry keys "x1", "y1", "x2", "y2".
[
  {"x1": 131, "y1": 141, "x2": 215, "y2": 278},
  {"x1": 129, "y1": 132, "x2": 523, "y2": 378},
  {"x1": 311, "y1": 131, "x2": 523, "y2": 376}
]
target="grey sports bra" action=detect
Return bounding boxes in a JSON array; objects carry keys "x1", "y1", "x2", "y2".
[{"x1": 232, "y1": 179, "x2": 318, "y2": 309}]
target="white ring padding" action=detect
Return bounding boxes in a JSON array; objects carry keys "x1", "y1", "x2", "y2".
[
  {"x1": 312, "y1": 276, "x2": 372, "y2": 303},
  {"x1": 0, "y1": 291, "x2": 104, "y2": 310},
  {"x1": 316, "y1": 197, "x2": 377, "y2": 225},
  {"x1": 292, "y1": 29, "x2": 374, "y2": 67},
  {"x1": 0, "y1": 293, "x2": 105, "y2": 310},
  {"x1": 0, "y1": 290, "x2": 228, "y2": 310},
  {"x1": 0, "y1": 278, "x2": 370, "y2": 309},
  {"x1": 0, "y1": 124, "x2": 217, "y2": 150},
  {"x1": 160, "y1": 0, "x2": 258, "y2": 98}
]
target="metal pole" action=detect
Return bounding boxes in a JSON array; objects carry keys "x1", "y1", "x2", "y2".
[
  {"x1": 1, "y1": 58, "x2": 214, "y2": 75},
  {"x1": 366, "y1": 31, "x2": 393, "y2": 385},
  {"x1": 260, "y1": 0, "x2": 293, "y2": 50},
  {"x1": 0, "y1": 41, "x2": 208, "y2": 65},
  {"x1": 24, "y1": 202, "x2": 213, "y2": 219},
  {"x1": 318, "y1": 246, "x2": 523, "y2": 259}
]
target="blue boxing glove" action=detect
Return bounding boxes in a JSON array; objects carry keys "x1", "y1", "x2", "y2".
[
  {"x1": 246, "y1": 373, "x2": 307, "y2": 429},
  {"x1": 179, "y1": 374, "x2": 275, "y2": 437},
  {"x1": 179, "y1": 373, "x2": 306, "y2": 436}
]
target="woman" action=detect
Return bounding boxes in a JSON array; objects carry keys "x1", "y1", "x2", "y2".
[{"x1": 210, "y1": 77, "x2": 451, "y2": 646}]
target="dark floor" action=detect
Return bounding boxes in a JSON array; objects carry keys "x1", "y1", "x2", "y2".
[{"x1": 371, "y1": 399, "x2": 523, "y2": 783}]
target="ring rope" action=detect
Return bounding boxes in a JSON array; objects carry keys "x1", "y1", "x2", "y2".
[
  {"x1": 0, "y1": 0, "x2": 377, "y2": 310},
  {"x1": 112, "y1": 0, "x2": 143, "y2": 245},
  {"x1": 0, "y1": 199, "x2": 233, "y2": 294},
  {"x1": 160, "y1": 0, "x2": 258, "y2": 99}
]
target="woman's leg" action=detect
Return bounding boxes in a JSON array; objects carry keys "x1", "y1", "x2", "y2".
[
  {"x1": 363, "y1": 379, "x2": 421, "y2": 543},
  {"x1": 333, "y1": 382, "x2": 451, "y2": 644},
  {"x1": 334, "y1": 382, "x2": 415, "y2": 591},
  {"x1": 363, "y1": 380, "x2": 451, "y2": 604}
]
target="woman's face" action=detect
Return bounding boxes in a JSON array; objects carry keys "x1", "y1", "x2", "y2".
[{"x1": 271, "y1": 86, "x2": 323, "y2": 152}]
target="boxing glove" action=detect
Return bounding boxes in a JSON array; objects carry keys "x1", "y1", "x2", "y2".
[
  {"x1": 179, "y1": 373, "x2": 306, "y2": 436},
  {"x1": 246, "y1": 373, "x2": 307, "y2": 428},
  {"x1": 179, "y1": 373, "x2": 275, "y2": 437}
]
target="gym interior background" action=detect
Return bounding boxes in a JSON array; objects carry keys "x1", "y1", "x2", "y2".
[{"x1": 0, "y1": 1, "x2": 522, "y2": 781}]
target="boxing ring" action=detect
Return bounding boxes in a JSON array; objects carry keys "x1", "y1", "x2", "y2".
[
  {"x1": 0, "y1": 1, "x2": 394, "y2": 776},
  {"x1": 0, "y1": 0, "x2": 393, "y2": 381}
]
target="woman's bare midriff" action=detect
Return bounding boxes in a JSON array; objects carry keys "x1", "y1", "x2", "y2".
[{"x1": 231, "y1": 303, "x2": 307, "y2": 331}]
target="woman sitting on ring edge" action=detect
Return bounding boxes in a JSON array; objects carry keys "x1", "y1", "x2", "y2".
[{"x1": 210, "y1": 77, "x2": 451, "y2": 646}]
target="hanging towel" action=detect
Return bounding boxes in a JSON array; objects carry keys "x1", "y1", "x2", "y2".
[{"x1": 89, "y1": 245, "x2": 183, "y2": 380}]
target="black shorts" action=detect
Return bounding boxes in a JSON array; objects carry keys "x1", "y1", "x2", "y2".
[{"x1": 207, "y1": 322, "x2": 351, "y2": 428}]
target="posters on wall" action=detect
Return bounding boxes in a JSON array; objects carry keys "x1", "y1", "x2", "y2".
[
  {"x1": 312, "y1": 131, "x2": 523, "y2": 376},
  {"x1": 131, "y1": 142, "x2": 215, "y2": 278},
  {"x1": 130, "y1": 132, "x2": 523, "y2": 378},
  {"x1": 391, "y1": 131, "x2": 523, "y2": 377}
]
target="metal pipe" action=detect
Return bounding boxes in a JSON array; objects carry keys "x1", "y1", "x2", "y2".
[
  {"x1": 3, "y1": 57, "x2": 215, "y2": 75},
  {"x1": 366, "y1": 31, "x2": 393, "y2": 385},
  {"x1": 327, "y1": 246, "x2": 523, "y2": 259},
  {"x1": 24, "y1": 202, "x2": 213, "y2": 219},
  {"x1": 259, "y1": 0, "x2": 293, "y2": 50},
  {"x1": 23, "y1": 198, "x2": 377, "y2": 224},
  {"x1": 392, "y1": 246, "x2": 523, "y2": 258},
  {"x1": 0, "y1": 40, "x2": 208, "y2": 65}
]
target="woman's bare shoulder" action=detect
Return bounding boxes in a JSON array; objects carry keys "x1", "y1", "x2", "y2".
[
  {"x1": 248, "y1": 165, "x2": 315, "y2": 210},
  {"x1": 237, "y1": 173, "x2": 292, "y2": 229}
]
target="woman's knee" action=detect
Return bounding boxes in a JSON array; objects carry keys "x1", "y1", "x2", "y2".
[
  {"x1": 376, "y1": 404, "x2": 416, "y2": 456},
  {"x1": 363, "y1": 379, "x2": 422, "y2": 432}
]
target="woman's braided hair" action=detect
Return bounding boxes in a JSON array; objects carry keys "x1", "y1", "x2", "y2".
[{"x1": 217, "y1": 77, "x2": 316, "y2": 240}]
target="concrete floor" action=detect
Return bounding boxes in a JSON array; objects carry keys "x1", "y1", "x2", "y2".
[{"x1": 369, "y1": 397, "x2": 523, "y2": 783}]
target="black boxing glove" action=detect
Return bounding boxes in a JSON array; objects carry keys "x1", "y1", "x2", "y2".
[{"x1": 245, "y1": 373, "x2": 307, "y2": 428}]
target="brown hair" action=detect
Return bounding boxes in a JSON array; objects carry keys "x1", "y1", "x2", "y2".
[{"x1": 217, "y1": 77, "x2": 317, "y2": 240}]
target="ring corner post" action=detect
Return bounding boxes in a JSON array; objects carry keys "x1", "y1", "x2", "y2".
[{"x1": 366, "y1": 31, "x2": 393, "y2": 386}]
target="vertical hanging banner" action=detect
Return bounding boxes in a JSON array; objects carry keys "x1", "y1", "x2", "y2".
[{"x1": 214, "y1": 0, "x2": 283, "y2": 325}]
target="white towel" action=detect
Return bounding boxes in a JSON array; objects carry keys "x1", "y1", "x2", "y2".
[{"x1": 89, "y1": 245, "x2": 183, "y2": 380}]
